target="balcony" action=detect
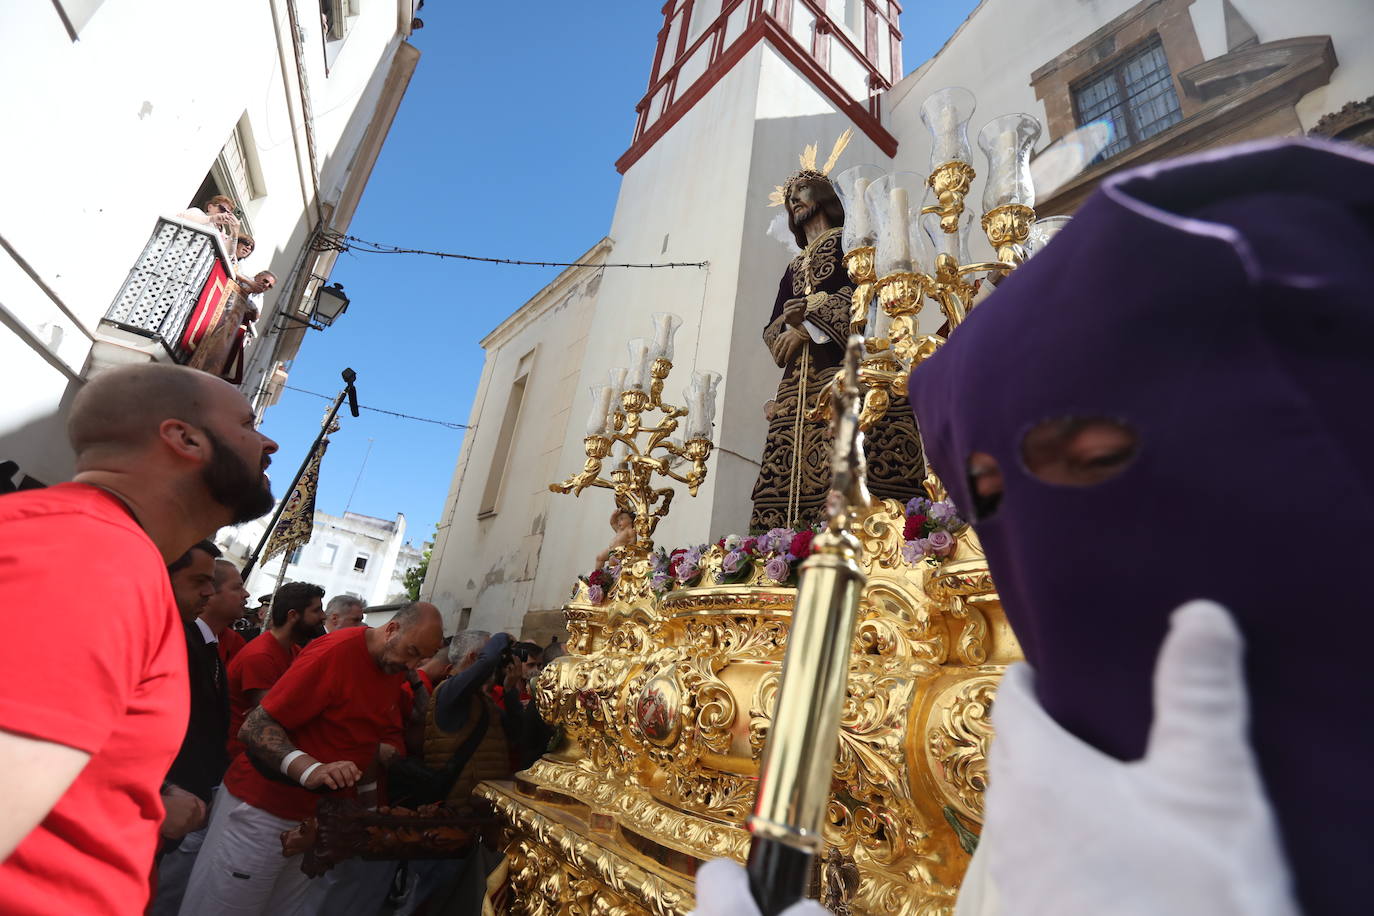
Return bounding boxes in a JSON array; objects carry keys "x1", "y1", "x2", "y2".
[{"x1": 98, "y1": 216, "x2": 255, "y2": 381}]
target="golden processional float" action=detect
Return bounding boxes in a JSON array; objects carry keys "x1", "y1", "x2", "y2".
[{"x1": 475, "y1": 88, "x2": 1074, "y2": 915}]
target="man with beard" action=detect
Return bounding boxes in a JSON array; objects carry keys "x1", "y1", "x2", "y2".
[
  {"x1": 0, "y1": 363, "x2": 277, "y2": 916},
  {"x1": 182, "y1": 602, "x2": 444, "y2": 915},
  {"x1": 224, "y1": 582, "x2": 325, "y2": 761},
  {"x1": 750, "y1": 163, "x2": 924, "y2": 530}
]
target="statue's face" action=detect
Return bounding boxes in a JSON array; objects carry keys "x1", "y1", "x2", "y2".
[{"x1": 785, "y1": 177, "x2": 841, "y2": 239}]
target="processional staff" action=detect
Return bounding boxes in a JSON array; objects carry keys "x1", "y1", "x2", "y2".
[
  {"x1": 747, "y1": 337, "x2": 871, "y2": 914},
  {"x1": 242, "y1": 368, "x2": 360, "y2": 579}
]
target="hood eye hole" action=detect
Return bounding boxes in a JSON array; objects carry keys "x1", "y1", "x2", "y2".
[
  {"x1": 1021, "y1": 416, "x2": 1138, "y2": 487},
  {"x1": 965, "y1": 451, "x2": 1003, "y2": 520}
]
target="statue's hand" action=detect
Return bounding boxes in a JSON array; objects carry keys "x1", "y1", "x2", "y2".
[
  {"x1": 771, "y1": 329, "x2": 805, "y2": 367},
  {"x1": 781, "y1": 297, "x2": 808, "y2": 327}
]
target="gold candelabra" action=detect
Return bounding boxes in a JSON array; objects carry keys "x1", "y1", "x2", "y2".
[
  {"x1": 820, "y1": 104, "x2": 1055, "y2": 432},
  {"x1": 550, "y1": 348, "x2": 717, "y2": 570}
]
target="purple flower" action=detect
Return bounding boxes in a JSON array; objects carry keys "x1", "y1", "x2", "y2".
[
  {"x1": 684, "y1": 546, "x2": 705, "y2": 567},
  {"x1": 759, "y1": 527, "x2": 792, "y2": 554},
  {"x1": 764, "y1": 554, "x2": 790, "y2": 582},
  {"x1": 722, "y1": 549, "x2": 747, "y2": 574},
  {"x1": 651, "y1": 571, "x2": 669, "y2": 591},
  {"x1": 676, "y1": 560, "x2": 700, "y2": 583},
  {"x1": 901, "y1": 540, "x2": 925, "y2": 564},
  {"x1": 906, "y1": 496, "x2": 931, "y2": 516},
  {"x1": 587, "y1": 584, "x2": 605, "y2": 604},
  {"x1": 929, "y1": 501, "x2": 957, "y2": 523},
  {"x1": 927, "y1": 529, "x2": 955, "y2": 557}
]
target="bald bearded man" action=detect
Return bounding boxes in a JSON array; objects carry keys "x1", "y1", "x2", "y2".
[
  {"x1": 0, "y1": 364, "x2": 278, "y2": 916},
  {"x1": 183, "y1": 602, "x2": 445, "y2": 915}
]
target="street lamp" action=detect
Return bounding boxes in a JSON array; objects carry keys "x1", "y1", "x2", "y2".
[{"x1": 313, "y1": 282, "x2": 350, "y2": 327}]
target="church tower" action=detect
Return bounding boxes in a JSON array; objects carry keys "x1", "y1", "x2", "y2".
[
  {"x1": 618, "y1": 0, "x2": 902, "y2": 174},
  {"x1": 533, "y1": 2, "x2": 906, "y2": 610}
]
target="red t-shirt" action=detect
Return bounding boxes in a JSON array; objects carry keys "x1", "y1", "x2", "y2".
[
  {"x1": 217, "y1": 627, "x2": 247, "y2": 665},
  {"x1": 0, "y1": 483, "x2": 187, "y2": 916},
  {"x1": 225, "y1": 631, "x2": 297, "y2": 759},
  {"x1": 223, "y1": 627, "x2": 404, "y2": 820}
]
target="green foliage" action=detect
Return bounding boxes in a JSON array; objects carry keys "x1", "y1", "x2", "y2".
[{"x1": 403, "y1": 545, "x2": 431, "y2": 601}]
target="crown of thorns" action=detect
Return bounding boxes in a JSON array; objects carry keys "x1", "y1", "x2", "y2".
[{"x1": 768, "y1": 130, "x2": 852, "y2": 207}]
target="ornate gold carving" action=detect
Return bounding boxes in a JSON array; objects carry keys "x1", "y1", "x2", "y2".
[
  {"x1": 980, "y1": 203, "x2": 1035, "y2": 265},
  {"x1": 926, "y1": 676, "x2": 998, "y2": 822},
  {"x1": 921, "y1": 160, "x2": 977, "y2": 234},
  {"x1": 484, "y1": 493, "x2": 1018, "y2": 916}
]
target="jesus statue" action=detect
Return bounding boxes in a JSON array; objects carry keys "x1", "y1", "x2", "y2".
[{"x1": 748, "y1": 156, "x2": 925, "y2": 531}]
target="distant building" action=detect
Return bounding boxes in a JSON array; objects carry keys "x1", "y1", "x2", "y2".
[
  {"x1": 220, "y1": 508, "x2": 427, "y2": 608},
  {"x1": 0, "y1": 1, "x2": 423, "y2": 488},
  {"x1": 424, "y1": 0, "x2": 1372, "y2": 640}
]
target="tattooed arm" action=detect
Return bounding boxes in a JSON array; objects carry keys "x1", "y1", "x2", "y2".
[{"x1": 240, "y1": 705, "x2": 361, "y2": 790}]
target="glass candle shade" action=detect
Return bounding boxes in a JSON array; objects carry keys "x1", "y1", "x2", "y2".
[
  {"x1": 1026, "y1": 214, "x2": 1072, "y2": 257},
  {"x1": 978, "y1": 113, "x2": 1042, "y2": 212},
  {"x1": 920, "y1": 87, "x2": 977, "y2": 169},
  {"x1": 626, "y1": 338, "x2": 653, "y2": 390},
  {"x1": 650, "y1": 312, "x2": 683, "y2": 361},
  {"x1": 586, "y1": 385, "x2": 614, "y2": 436},
  {"x1": 922, "y1": 209, "x2": 971, "y2": 267},
  {"x1": 833, "y1": 164, "x2": 886, "y2": 252},
  {"x1": 866, "y1": 172, "x2": 926, "y2": 277},
  {"x1": 607, "y1": 367, "x2": 628, "y2": 394},
  {"x1": 686, "y1": 370, "x2": 721, "y2": 439}
]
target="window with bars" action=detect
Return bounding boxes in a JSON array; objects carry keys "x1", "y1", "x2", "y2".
[{"x1": 1072, "y1": 37, "x2": 1183, "y2": 160}]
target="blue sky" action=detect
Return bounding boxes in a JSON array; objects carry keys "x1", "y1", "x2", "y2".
[{"x1": 260, "y1": 2, "x2": 980, "y2": 547}]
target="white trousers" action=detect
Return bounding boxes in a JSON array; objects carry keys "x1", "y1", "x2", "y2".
[{"x1": 178, "y1": 790, "x2": 315, "y2": 915}]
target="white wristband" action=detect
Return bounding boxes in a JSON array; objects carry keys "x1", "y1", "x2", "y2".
[
  {"x1": 357, "y1": 781, "x2": 378, "y2": 793},
  {"x1": 298, "y1": 762, "x2": 323, "y2": 787},
  {"x1": 280, "y1": 750, "x2": 306, "y2": 776}
]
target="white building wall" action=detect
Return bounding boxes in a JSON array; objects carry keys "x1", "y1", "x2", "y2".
[
  {"x1": 220, "y1": 508, "x2": 420, "y2": 608},
  {"x1": 425, "y1": 243, "x2": 608, "y2": 634},
  {"x1": 0, "y1": 0, "x2": 418, "y2": 485}
]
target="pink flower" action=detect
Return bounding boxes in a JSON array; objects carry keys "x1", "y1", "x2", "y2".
[
  {"x1": 901, "y1": 540, "x2": 925, "y2": 564},
  {"x1": 927, "y1": 529, "x2": 955, "y2": 557},
  {"x1": 587, "y1": 584, "x2": 605, "y2": 604},
  {"x1": 765, "y1": 554, "x2": 790, "y2": 582}
]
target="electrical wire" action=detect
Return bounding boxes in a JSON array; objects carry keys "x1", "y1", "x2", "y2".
[
  {"x1": 282, "y1": 385, "x2": 470, "y2": 430},
  {"x1": 315, "y1": 231, "x2": 707, "y2": 270}
]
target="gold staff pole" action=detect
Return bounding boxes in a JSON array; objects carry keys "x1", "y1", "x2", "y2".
[{"x1": 747, "y1": 337, "x2": 871, "y2": 914}]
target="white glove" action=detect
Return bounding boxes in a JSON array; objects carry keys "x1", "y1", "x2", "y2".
[
  {"x1": 691, "y1": 858, "x2": 829, "y2": 916},
  {"x1": 959, "y1": 600, "x2": 1298, "y2": 916}
]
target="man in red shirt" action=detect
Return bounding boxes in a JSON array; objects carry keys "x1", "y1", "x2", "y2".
[
  {"x1": 182, "y1": 601, "x2": 444, "y2": 914},
  {"x1": 224, "y1": 581, "x2": 324, "y2": 761},
  {"x1": 204, "y1": 559, "x2": 251, "y2": 665},
  {"x1": 0, "y1": 363, "x2": 278, "y2": 916}
]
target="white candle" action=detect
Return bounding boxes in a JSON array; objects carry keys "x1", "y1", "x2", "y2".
[
  {"x1": 608, "y1": 367, "x2": 628, "y2": 393},
  {"x1": 850, "y1": 178, "x2": 872, "y2": 243},
  {"x1": 888, "y1": 186, "x2": 912, "y2": 269},
  {"x1": 586, "y1": 385, "x2": 613, "y2": 436},
  {"x1": 626, "y1": 339, "x2": 652, "y2": 389}
]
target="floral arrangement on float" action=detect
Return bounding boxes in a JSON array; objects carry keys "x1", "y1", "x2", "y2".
[
  {"x1": 574, "y1": 496, "x2": 967, "y2": 606},
  {"x1": 900, "y1": 494, "x2": 966, "y2": 563},
  {"x1": 575, "y1": 527, "x2": 819, "y2": 606}
]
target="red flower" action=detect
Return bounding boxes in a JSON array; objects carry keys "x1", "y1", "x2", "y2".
[
  {"x1": 789, "y1": 530, "x2": 815, "y2": 559},
  {"x1": 903, "y1": 514, "x2": 926, "y2": 541},
  {"x1": 588, "y1": 568, "x2": 608, "y2": 588},
  {"x1": 742, "y1": 537, "x2": 759, "y2": 554}
]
